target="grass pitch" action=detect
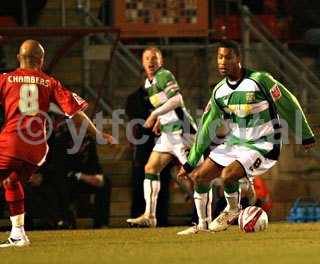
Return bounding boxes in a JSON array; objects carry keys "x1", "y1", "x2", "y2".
[{"x1": 0, "y1": 223, "x2": 319, "y2": 264}]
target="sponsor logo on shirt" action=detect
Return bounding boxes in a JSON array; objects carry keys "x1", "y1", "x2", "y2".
[
  {"x1": 72, "y1": 93, "x2": 85, "y2": 105},
  {"x1": 246, "y1": 92, "x2": 255, "y2": 103},
  {"x1": 270, "y1": 84, "x2": 282, "y2": 101}
]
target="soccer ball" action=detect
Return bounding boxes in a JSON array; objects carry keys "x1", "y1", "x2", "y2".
[{"x1": 238, "y1": 206, "x2": 268, "y2": 232}]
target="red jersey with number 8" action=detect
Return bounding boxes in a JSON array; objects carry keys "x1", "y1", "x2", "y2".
[{"x1": 0, "y1": 68, "x2": 88, "y2": 166}]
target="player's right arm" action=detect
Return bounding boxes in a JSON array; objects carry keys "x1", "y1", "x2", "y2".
[
  {"x1": 51, "y1": 79, "x2": 88, "y2": 117},
  {"x1": 72, "y1": 111, "x2": 114, "y2": 143},
  {"x1": 147, "y1": 93, "x2": 182, "y2": 120},
  {"x1": 51, "y1": 79, "x2": 113, "y2": 143},
  {"x1": 183, "y1": 96, "x2": 223, "y2": 172}
]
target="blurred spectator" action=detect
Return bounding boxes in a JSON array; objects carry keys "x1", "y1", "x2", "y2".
[{"x1": 25, "y1": 114, "x2": 111, "y2": 229}]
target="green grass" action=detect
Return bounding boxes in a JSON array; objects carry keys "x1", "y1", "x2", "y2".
[{"x1": 0, "y1": 223, "x2": 320, "y2": 264}]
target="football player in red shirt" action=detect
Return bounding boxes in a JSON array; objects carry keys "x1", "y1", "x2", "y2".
[{"x1": 0, "y1": 39, "x2": 112, "y2": 247}]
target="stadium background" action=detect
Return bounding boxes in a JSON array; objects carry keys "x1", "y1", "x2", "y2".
[{"x1": 0, "y1": 0, "x2": 319, "y2": 227}]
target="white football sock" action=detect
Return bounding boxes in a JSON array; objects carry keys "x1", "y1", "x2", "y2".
[
  {"x1": 224, "y1": 190, "x2": 241, "y2": 212},
  {"x1": 10, "y1": 213, "x2": 26, "y2": 239},
  {"x1": 194, "y1": 190, "x2": 212, "y2": 227},
  {"x1": 144, "y1": 179, "x2": 160, "y2": 218}
]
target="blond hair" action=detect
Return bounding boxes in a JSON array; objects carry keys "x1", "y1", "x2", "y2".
[{"x1": 143, "y1": 46, "x2": 162, "y2": 57}]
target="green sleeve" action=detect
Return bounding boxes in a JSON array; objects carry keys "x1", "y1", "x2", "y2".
[
  {"x1": 187, "y1": 97, "x2": 223, "y2": 167},
  {"x1": 157, "y1": 70, "x2": 179, "y2": 99},
  {"x1": 254, "y1": 72, "x2": 314, "y2": 144}
]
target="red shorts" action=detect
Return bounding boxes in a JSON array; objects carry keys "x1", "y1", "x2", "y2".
[{"x1": 0, "y1": 155, "x2": 38, "y2": 183}]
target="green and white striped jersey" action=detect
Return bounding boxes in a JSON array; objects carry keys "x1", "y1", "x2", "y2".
[
  {"x1": 187, "y1": 68, "x2": 315, "y2": 167},
  {"x1": 145, "y1": 67, "x2": 196, "y2": 133}
]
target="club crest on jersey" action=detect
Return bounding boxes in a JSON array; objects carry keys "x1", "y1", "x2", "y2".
[
  {"x1": 246, "y1": 92, "x2": 255, "y2": 103},
  {"x1": 270, "y1": 84, "x2": 281, "y2": 101},
  {"x1": 72, "y1": 93, "x2": 85, "y2": 105}
]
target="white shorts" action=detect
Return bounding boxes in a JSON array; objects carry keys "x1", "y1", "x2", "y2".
[
  {"x1": 209, "y1": 144, "x2": 277, "y2": 177},
  {"x1": 153, "y1": 132, "x2": 194, "y2": 164}
]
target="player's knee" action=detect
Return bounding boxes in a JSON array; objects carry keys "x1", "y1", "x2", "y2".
[
  {"x1": 221, "y1": 167, "x2": 238, "y2": 185},
  {"x1": 144, "y1": 163, "x2": 158, "y2": 174},
  {"x1": 144, "y1": 163, "x2": 152, "y2": 173}
]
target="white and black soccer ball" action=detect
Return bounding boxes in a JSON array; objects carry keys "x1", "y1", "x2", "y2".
[{"x1": 238, "y1": 206, "x2": 268, "y2": 233}]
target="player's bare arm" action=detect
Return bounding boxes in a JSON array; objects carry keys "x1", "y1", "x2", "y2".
[
  {"x1": 72, "y1": 111, "x2": 115, "y2": 144},
  {"x1": 152, "y1": 118, "x2": 161, "y2": 136},
  {"x1": 144, "y1": 114, "x2": 157, "y2": 129},
  {"x1": 177, "y1": 166, "x2": 189, "y2": 181},
  {"x1": 145, "y1": 93, "x2": 182, "y2": 129}
]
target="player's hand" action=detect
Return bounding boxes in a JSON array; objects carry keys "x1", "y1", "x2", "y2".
[
  {"x1": 144, "y1": 114, "x2": 156, "y2": 129},
  {"x1": 152, "y1": 118, "x2": 161, "y2": 136},
  {"x1": 80, "y1": 173, "x2": 104, "y2": 187},
  {"x1": 177, "y1": 166, "x2": 189, "y2": 181},
  {"x1": 2, "y1": 177, "x2": 13, "y2": 188},
  {"x1": 29, "y1": 173, "x2": 43, "y2": 187},
  {"x1": 103, "y1": 132, "x2": 116, "y2": 144}
]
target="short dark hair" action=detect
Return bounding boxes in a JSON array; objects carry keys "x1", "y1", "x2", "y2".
[{"x1": 218, "y1": 40, "x2": 241, "y2": 56}]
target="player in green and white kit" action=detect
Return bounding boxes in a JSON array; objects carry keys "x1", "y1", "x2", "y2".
[
  {"x1": 178, "y1": 40, "x2": 315, "y2": 232},
  {"x1": 127, "y1": 47, "x2": 212, "y2": 229}
]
